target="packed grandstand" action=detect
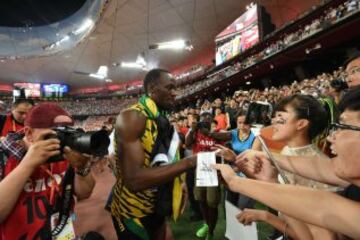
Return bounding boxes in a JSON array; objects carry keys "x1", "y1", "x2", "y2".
[{"x1": 0, "y1": 0, "x2": 360, "y2": 239}]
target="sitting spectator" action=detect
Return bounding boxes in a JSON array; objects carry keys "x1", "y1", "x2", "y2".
[{"x1": 214, "y1": 108, "x2": 230, "y2": 131}]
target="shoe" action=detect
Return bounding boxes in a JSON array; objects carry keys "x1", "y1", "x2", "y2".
[
  {"x1": 196, "y1": 223, "x2": 209, "y2": 238},
  {"x1": 205, "y1": 234, "x2": 214, "y2": 240}
]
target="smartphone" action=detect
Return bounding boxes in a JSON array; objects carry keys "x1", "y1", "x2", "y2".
[{"x1": 258, "y1": 136, "x2": 290, "y2": 184}]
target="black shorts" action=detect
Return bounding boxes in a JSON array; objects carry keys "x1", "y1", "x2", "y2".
[{"x1": 112, "y1": 214, "x2": 165, "y2": 240}]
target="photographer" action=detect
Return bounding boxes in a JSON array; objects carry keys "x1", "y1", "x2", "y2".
[
  {"x1": 0, "y1": 103, "x2": 95, "y2": 239},
  {"x1": 185, "y1": 112, "x2": 220, "y2": 240},
  {"x1": 0, "y1": 98, "x2": 34, "y2": 140}
]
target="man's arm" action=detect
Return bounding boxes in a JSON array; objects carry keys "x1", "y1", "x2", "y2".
[
  {"x1": 208, "y1": 131, "x2": 232, "y2": 142},
  {"x1": 213, "y1": 164, "x2": 360, "y2": 238},
  {"x1": 237, "y1": 150, "x2": 349, "y2": 187},
  {"x1": 272, "y1": 153, "x2": 349, "y2": 187},
  {"x1": 0, "y1": 138, "x2": 61, "y2": 223},
  {"x1": 0, "y1": 161, "x2": 35, "y2": 223},
  {"x1": 74, "y1": 173, "x2": 95, "y2": 200},
  {"x1": 118, "y1": 110, "x2": 196, "y2": 192},
  {"x1": 251, "y1": 137, "x2": 262, "y2": 151},
  {"x1": 63, "y1": 147, "x2": 96, "y2": 200},
  {"x1": 237, "y1": 209, "x2": 303, "y2": 240}
]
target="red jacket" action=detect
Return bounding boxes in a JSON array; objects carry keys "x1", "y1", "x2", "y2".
[{"x1": 0, "y1": 155, "x2": 68, "y2": 240}]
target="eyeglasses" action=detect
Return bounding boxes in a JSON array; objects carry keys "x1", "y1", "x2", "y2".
[
  {"x1": 342, "y1": 66, "x2": 360, "y2": 79},
  {"x1": 330, "y1": 122, "x2": 360, "y2": 134}
]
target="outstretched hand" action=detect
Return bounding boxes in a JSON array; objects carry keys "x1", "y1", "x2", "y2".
[
  {"x1": 211, "y1": 164, "x2": 237, "y2": 190},
  {"x1": 211, "y1": 144, "x2": 237, "y2": 162},
  {"x1": 235, "y1": 150, "x2": 278, "y2": 182},
  {"x1": 236, "y1": 208, "x2": 268, "y2": 225}
]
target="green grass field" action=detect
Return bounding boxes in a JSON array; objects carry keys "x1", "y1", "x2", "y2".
[{"x1": 170, "y1": 199, "x2": 273, "y2": 240}]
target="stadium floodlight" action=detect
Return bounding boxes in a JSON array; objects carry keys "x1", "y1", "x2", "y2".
[
  {"x1": 121, "y1": 62, "x2": 143, "y2": 69},
  {"x1": 89, "y1": 65, "x2": 108, "y2": 79},
  {"x1": 121, "y1": 53, "x2": 148, "y2": 70},
  {"x1": 89, "y1": 73, "x2": 105, "y2": 79},
  {"x1": 149, "y1": 40, "x2": 192, "y2": 50},
  {"x1": 97, "y1": 66, "x2": 108, "y2": 76},
  {"x1": 73, "y1": 19, "x2": 94, "y2": 35}
]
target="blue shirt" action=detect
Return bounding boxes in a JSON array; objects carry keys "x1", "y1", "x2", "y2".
[{"x1": 231, "y1": 130, "x2": 255, "y2": 155}]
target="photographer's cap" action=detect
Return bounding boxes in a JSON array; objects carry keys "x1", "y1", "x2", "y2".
[{"x1": 25, "y1": 103, "x2": 74, "y2": 128}]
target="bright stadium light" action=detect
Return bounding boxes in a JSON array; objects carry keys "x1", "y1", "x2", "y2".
[
  {"x1": 73, "y1": 19, "x2": 94, "y2": 35},
  {"x1": 89, "y1": 65, "x2": 108, "y2": 79},
  {"x1": 149, "y1": 40, "x2": 192, "y2": 50}
]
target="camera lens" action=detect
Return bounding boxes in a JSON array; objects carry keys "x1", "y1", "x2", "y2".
[{"x1": 72, "y1": 130, "x2": 110, "y2": 156}]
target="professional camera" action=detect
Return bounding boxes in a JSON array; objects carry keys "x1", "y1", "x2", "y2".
[
  {"x1": 245, "y1": 102, "x2": 272, "y2": 126},
  {"x1": 45, "y1": 126, "x2": 110, "y2": 163},
  {"x1": 330, "y1": 78, "x2": 348, "y2": 92}
]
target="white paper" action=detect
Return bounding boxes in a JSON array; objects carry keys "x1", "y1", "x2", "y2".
[
  {"x1": 151, "y1": 131, "x2": 180, "y2": 167},
  {"x1": 196, "y1": 152, "x2": 218, "y2": 187},
  {"x1": 225, "y1": 201, "x2": 258, "y2": 240},
  {"x1": 167, "y1": 131, "x2": 180, "y2": 162}
]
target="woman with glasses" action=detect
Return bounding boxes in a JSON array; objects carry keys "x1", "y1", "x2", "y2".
[
  {"x1": 213, "y1": 86, "x2": 360, "y2": 239},
  {"x1": 344, "y1": 54, "x2": 360, "y2": 88},
  {"x1": 216, "y1": 94, "x2": 337, "y2": 239}
]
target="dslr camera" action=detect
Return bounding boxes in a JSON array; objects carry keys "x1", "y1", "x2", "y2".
[
  {"x1": 330, "y1": 78, "x2": 348, "y2": 91},
  {"x1": 45, "y1": 126, "x2": 110, "y2": 163}
]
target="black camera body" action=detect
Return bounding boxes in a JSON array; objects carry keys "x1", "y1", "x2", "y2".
[
  {"x1": 45, "y1": 126, "x2": 110, "y2": 163},
  {"x1": 330, "y1": 78, "x2": 348, "y2": 91}
]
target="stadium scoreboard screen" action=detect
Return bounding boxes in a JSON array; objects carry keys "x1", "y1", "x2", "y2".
[
  {"x1": 41, "y1": 84, "x2": 69, "y2": 98},
  {"x1": 13, "y1": 83, "x2": 41, "y2": 98},
  {"x1": 215, "y1": 4, "x2": 260, "y2": 65},
  {"x1": 13, "y1": 83, "x2": 69, "y2": 98}
]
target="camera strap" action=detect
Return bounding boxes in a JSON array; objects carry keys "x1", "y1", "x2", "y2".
[
  {"x1": 37, "y1": 165, "x2": 75, "y2": 240},
  {"x1": 51, "y1": 166, "x2": 75, "y2": 237},
  {"x1": 40, "y1": 165, "x2": 60, "y2": 205}
]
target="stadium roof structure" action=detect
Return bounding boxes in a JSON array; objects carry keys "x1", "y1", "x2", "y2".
[{"x1": 0, "y1": 0, "x2": 320, "y2": 91}]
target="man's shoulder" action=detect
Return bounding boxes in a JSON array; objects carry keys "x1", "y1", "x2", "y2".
[
  {"x1": 116, "y1": 107, "x2": 147, "y2": 140},
  {"x1": 119, "y1": 108, "x2": 147, "y2": 123}
]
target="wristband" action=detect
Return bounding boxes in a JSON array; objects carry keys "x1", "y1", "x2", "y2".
[{"x1": 75, "y1": 161, "x2": 91, "y2": 177}]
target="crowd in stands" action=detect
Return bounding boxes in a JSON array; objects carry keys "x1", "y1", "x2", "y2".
[
  {"x1": 0, "y1": 67, "x2": 346, "y2": 132},
  {"x1": 171, "y1": 66, "x2": 346, "y2": 128},
  {"x1": 2, "y1": 0, "x2": 360, "y2": 239},
  {"x1": 56, "y1": 98, "x2": 136, "y2": 116},
  {"x1": 176, "y1": 0, "x2": 360, "y2": 98},
  {"x1": 74, "y1": 115, "x2": 115, "y2": 132},
  {"x1": 0, "y1": 97, "x2": 136, "y2": 117}
]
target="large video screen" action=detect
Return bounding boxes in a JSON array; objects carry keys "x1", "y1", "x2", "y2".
[
  {"x1": 13, "y1": 83, "x2": 41, "y2": 97},
  {"x1": 41, "y1": 84, "x2": 69, "y2": 98},
  {"x1": 215, "y1": 4, "x2": 259, "y2": 65}
]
